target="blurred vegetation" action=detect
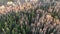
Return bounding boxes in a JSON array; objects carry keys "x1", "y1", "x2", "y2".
[{"x1": 0, "y1": 2, "x2": 60, "y2": 34}]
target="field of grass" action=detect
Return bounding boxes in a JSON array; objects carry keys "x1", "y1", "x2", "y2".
[{"x1": 0, "y1": 2, "x2": 60, "y2": 34}]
